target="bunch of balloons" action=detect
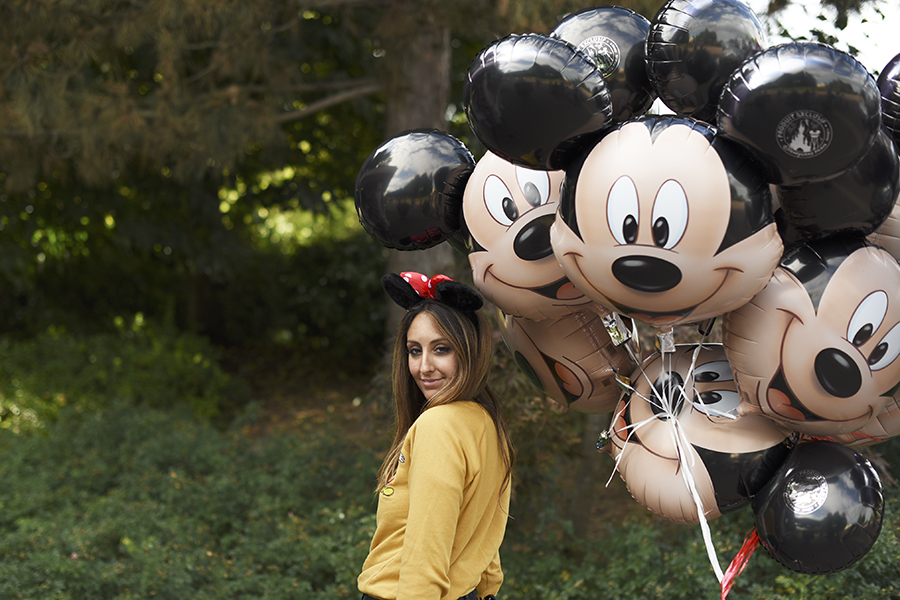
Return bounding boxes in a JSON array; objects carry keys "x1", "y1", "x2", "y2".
[{"x1": 355, "y1": 0, "x2": 900, "y2": 592}]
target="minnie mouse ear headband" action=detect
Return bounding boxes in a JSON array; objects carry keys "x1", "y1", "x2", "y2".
[{"x1": 381, "y1": 272, "x2": 483, "y2": 315}]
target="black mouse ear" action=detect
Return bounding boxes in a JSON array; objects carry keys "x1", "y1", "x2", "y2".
[
  {"x1": 718, "y1": 42, "x2": 881, "y2": 186},
  {"x1": 434, "y1": 279, "x2": 483, "y2": 312},
  {"x1": 355, "y1": 129, "x2": 474, "y2": 250},
  {"x1": 464, "y1": 33, "x2": 613, "y2": 171},
  {"x1": 646, "y1": 0, "x2": 766, "y2": 124},
  {"x1": 381, "y1": 273, "x2": 423, "y2": 310}
]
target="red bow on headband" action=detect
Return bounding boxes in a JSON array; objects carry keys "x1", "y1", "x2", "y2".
[{"x1": 401, "y1": 272, "x2": 454, "y2": 300}]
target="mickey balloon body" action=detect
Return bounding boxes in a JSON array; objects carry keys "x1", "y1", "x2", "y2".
[
  {"x1": 724, "y1": 236, "x2": 900, "y2": 437},
  {"x1": 462, "y1": 151, "x2": 593, "y2": 320},
  {"x1": 498, "y1": 306, "x2": 635, "y2": 413},
  {"x1": 604, "y1": 344, "x2": 791, "y2": 524},
  {"x1": 646, "y1": 0, "x2": 767, "y2": 124},
  {"x1": 868, "y1": 198, "x2": 900, "y2": 263},
  {"x1": 752, "y1": 441, "x2": 884, "y2": 575},
  {"x1": 551, "y1": 116, "x2": 783, "y2": 328},
  {"x1": 550, "y1": 5, "x2": 655, "y2": 123}
]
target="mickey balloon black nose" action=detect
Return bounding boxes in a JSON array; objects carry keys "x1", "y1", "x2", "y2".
[
  {"x1": 612, "y1": 255, "x2": 683, "y2": 293},
  {"x1": 814, "y1": 347, "x2": 862, "y2": 398}
]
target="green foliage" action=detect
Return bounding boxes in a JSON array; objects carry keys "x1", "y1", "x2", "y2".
[
  {"x1": 0, "y1": 402, "x2": 381, "y2": 600},
  {"x1": 0, "y1": 317, "x2": 243, "y2": 433}
]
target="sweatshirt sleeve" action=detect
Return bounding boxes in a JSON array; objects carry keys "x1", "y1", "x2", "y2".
[{"x1": 397, "y1": 406, "x2": 476, "y2": 600}]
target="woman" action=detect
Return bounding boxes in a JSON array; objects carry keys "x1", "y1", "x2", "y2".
[{"x1": 358, "y1": 272, "x2": 515, "y2": 600}]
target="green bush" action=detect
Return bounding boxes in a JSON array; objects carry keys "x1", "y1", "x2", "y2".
[
  {"x1": 0, "y1": 402, "x2": 380, "y2": 600},
  {"x1": 0, "y1": 317, "x2": 244, "y2": 433}
]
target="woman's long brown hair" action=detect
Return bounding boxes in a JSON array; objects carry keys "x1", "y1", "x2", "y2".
[{"x1": 375, "y1": 300, "x2": 514, "y2": 494}]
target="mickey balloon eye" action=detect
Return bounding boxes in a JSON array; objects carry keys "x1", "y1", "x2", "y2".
[
  {"x1": 693, "y1": 360, "x2": 733, "y2": 384},
  {"x1": 848, "y1": 291, "x2": 888, "y2": 347},
  {"x1": 607, "y1": 176, "x2": 639, "y2": 245},
  {"x1": 484, "y1": 175, "x2": 517, "y2": 226},
  {"x1": 868, "y1": 322, "x2": 900, "y2": 371},
  {"x1": 693, "y1": 390, "x2": 741, "y2": 417},
  {"x1": 650, "y1": 180, "x2": 688, "y2": 249},
  {"x1": 516, "y1": 167, "x2": 551, "y2": 209}
]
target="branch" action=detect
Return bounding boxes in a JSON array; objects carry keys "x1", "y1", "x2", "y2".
[{"x1": 273, "y1": 81, "x2": 381, "y2": 124}]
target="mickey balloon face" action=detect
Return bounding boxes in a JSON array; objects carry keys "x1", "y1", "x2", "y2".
[
  {"x1": 463, "y1": 152, "x2": 593, "y2": 320},
  {"x1": 551, "y1": 117, "x2": 783, "y2": 328},
  {"x1": 724, "y1": 237, "x2": 900, "y2": 437},
  {"x1": 605, "y1": 344, "x2": 791, "y2": 524}
]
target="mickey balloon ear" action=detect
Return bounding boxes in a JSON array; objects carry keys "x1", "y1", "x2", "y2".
[
  {"x1": 646, "y1": 0, "x2": 767, "y2": 124},
  {"x1": 550, "y1": 6, "x2": 656, "y2": 123},
  {"x1": 878, "y1": 52, "x2": 900, "y2": 150},
  {"x1": 355, "y1": 130, "x2": 475, "y2": 250},
  {"x1": 718, "y1": 42, "x2": 882, "y2": 186},
  {"x1": 464, "y1": 33, "x2": 613, "y2": 170}
]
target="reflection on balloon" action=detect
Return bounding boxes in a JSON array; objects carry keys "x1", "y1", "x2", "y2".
[
  {"x1": 775, "y1": 129, "x2": 899, "y2": 239},
  {"x1": 752, "y1": 441, "x2": 884, "y2": 574},
  {"x1": 498, "y1": 305, "x2": 635, "y2": 413},
  {"x1": 646, "y1": 0, "x2": 766, "y2": 123},
  {"x1": 605, "y1": 344, "x2": 790, "y2": 524},
  {"x1": 878, "y1": 52, "x2": 900, "y2": 150},
  {"x1": 355, "y1": 129, "x2": 474, "y2": 250},
  {"x1": 464, "y1": 33, "x2": 613, "y2": 170},
  {"x1": 551, "y1": 6, "x2": 655, "y2": 123},
  {"x1": 719, "y1": 42, "x2": 881, "y2": 185}
]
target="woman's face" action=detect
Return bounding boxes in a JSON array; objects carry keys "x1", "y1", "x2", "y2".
[{"x1": 407, "y1": 312, "x2": 459, "y2": 401}]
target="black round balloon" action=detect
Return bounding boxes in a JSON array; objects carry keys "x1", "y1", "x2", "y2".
[
  {"x1": 464, "y1": 33, "x2": 613, "y2": 170},
  {"x1": 775, "y1": 129, "x2": 900, "y2": 239},
  {"x1": 719, "y1": 42, "x2": 882, "y2": 186},
  {"x1": 751, "y1": 440, "x2": 884, "y2": 575},
  {"x1": 645, "y1": 0, "x2": 767, "y2": 124},
  {"x1": 550, "y1": 6, "x2": 655, "y2": 122},
  {"x1": 354, "y1": 129, "x2": 474, "y2": 250},
  {"x1": 877, "y1": 52, "x2": 900, "y2": 150}
]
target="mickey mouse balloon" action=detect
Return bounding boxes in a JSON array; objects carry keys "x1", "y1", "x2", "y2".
[
  {"x1": 461, "y1": 152, "x2": 594, "y2": 320},
  {"x1": 551, "y1": 116, "x2": 783, "y2": 328},
  {"x1": 719, "y1": 42, "x2": 882, "y2": 185},
  {"x1": 724, "y1": 236, "x2": 900, "y2": 436},
  {"x1": 604, "y1": 344, "x2": 790, "y2": 524},
  {"x1": 551, "y1": 6, "x2": 655, "y2": 123},
  {"x1": 646, "y1": 0, "x2": 767, "y2": 124},
  {"x1": 355, "y1": 129, "x2": 474, "y2": 250}
]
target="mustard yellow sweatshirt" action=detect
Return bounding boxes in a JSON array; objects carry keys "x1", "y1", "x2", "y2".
[{"x1": 358, "y1": 401, "x2": 511, "y2": 600}]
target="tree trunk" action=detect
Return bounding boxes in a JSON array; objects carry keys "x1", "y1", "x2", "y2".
[{"x1": 380, "y1": 5, "x2": 458, "y2": 344}]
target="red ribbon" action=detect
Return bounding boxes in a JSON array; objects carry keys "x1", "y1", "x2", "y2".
[
  {"x1": 400, "y1": 272, "x2": 454, "y2": 300},
  {"x1": 721, "y1": 528, "x2": 760, "y2": 600}
]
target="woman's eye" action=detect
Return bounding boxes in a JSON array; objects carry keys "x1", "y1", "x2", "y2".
[
  {"x1": 407, "y1": 347, "x2": 421, "y2": 356},
  {"x1": 435, "y1": 346, "x2": 453, "y2": 355}
]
